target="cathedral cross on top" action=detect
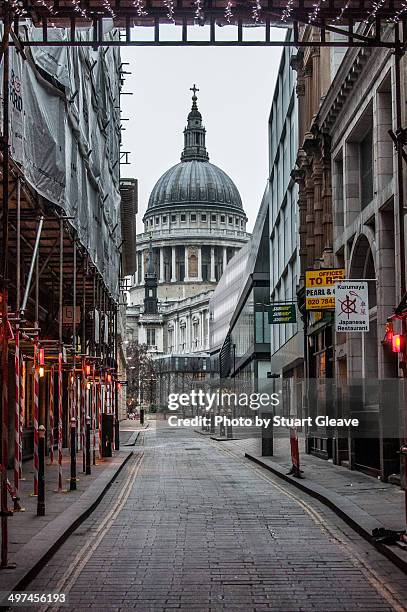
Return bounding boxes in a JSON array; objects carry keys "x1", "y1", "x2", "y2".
[{"x1": 190, "y1": 84, "x2": 199, "y2": 97}]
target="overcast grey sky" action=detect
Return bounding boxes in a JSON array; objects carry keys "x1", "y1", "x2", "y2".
[{"x1": 120, "y1": 26, "x2": 287, "y2": 232}]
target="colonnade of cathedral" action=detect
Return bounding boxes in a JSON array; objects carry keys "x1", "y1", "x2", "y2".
[{"x1": 135, "y1": 244, "x2": 233, "y2": 285}]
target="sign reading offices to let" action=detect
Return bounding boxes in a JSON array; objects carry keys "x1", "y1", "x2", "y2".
[
  {"x1": 268, "y1": 303, "x2": 297, "y2": 325},
  {"x1": 335, "y1": 282, "x2": 369, "y2": 332},
  {"x1": 305, "y1": 268, "x2": 345, "y2": 310}
]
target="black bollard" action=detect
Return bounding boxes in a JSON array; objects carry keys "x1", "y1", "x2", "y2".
[
  {"x1": 70, "y1": 418, "x2": 77, "y2": 491},
  {"x1": 140, "y1": 408, "x2": 144, "y2": 426},
  {"x1": 86, "y1": 416, "x2": 91, "y2": 475},
  {"x1": 37, "y1": 426, "x2": 46, "y2": 516},
  {"x1": 210, "y1": 410, "x2": 215, "y2": 434},
  {"x1": 261, "y1": 412, "x2": 274, "y2": 456},
  {"x1": 219, "y1": 412, "x2": 226, "y2": 438},
  {"x1": 114, "y1": 382, "x2": 120, "y2": 451},
  {"x1": 226, "y1": 409, "x2": 233, "y2": 439}
]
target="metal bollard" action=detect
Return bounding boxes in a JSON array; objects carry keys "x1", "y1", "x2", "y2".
[
  {"x1": 37, "y1": 426, "x2": 46, "y2": 516},
  {"x1": 261, "y1": 412, "x2": 274, "y2": 456},
  {"x1": 226, "y1": 409, "x2": 233, "y2": 439},
  {"x1": 70, "y1": 418, "x2": 77, "y2": 491},
  {"x1": 210, "y1": 410, "x2": 215, "y2": 434},
  {"x1": 114, "y1": 382, "x2": 120, "y2": 451},
  {"x1": 219, "y1": 415, "x2": 226, "y2": 438},
  {"x1": 140, "y1": 408, "x2": 144, "y2": 426},
  {"x1": 85, "y1": 416, "x2": 91, "y2": 475}
]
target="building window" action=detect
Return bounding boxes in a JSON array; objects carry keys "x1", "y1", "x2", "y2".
[
  {"x1": 146, "y1": 328, "x2": 156, "y2": 347},
  {"x1": 191, "y1": 214, "x2": 196, "y2": 222},
  {"x1": 235, "y1": 218, "x2": 239, "y2": 225},
  {"x1": 228, "y1": 216, "x2": 233, "y2": 224},
  {"x1": 155, "y1": 217, "x2": 159, "y2": 224},
  {"x1": 211, "y1": 214, "x2": 216, "y2": 222},
  {"x1": 181, "y1": 214, "x2": 186, "y2": 222},
  {"x1": 201, "y1": 214, "x2": 207, "y2": 222},
  {"x1": 162, "y1": 215, "x2": 167, "y2": 223},
  {"x1": 360, "y1": 129, "x2": 373, "y2": 209},
  {"x1": 221, "y1": 215, "x2": 225, "y2": 223},
  {"x1": 171, "y1": 214, "x2": 176, "y2": 222}
]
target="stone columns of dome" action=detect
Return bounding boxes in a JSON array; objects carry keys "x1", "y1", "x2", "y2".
[
  {"x1": 171, "y1": 246, "x2": 176, "y2": 282},
  {"x1": 159, "y1": 248, "x2": 165, "y2": 283},
  {"x1": 197, "y1": 246, "x2": 202, "y2": 282},
  {"x1": 184, "y1": 246, "x2": 189, "y2": 282},
  {"x1": 210, "y1": 247, "x2": 216, "y2": 282},
  {"x1": 223, "y1": 247, "x2": 228, "y2": 275}
]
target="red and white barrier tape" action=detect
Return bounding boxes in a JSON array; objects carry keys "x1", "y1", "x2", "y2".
[
  {"x1": 57, "y1": 353, "x2": 63, "y2": 491},
  {"x1": 19, "y1": 359, "x2": 25, "y2": 479},
  {"x1": 49, "y1": 365, "x2": 54, "y2": 464},
  {"x1": 14, "y1": 329, "x2": 20, "y2": 499},
  {"x1": 33, "y1": 343, "x2": 39, "y2": 496}
]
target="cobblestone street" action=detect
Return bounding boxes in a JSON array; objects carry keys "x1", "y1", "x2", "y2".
[{"x1": 22, "y1": 426, "x2": 407, "y2": 611}]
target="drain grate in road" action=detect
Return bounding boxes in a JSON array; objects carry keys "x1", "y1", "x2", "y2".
[{"x1": 184, "y1": 447, "x2": 202, "y2": 450}]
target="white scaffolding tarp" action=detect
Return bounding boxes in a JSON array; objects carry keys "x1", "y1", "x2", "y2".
[{"x1": 1, "y1": 24, "x2": 122, "y2": 299}]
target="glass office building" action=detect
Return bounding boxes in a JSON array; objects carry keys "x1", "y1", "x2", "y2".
[
  {"x1": 268, "y1": 29, "x2": 303, "y2": 378},
  {"x1": 209, "y1": 190, "x2": 271, "y2": 382}
]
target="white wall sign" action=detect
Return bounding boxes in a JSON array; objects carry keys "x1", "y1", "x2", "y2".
[{"x1": 335, "y1": 282, "x2": 369, "y2": 332}]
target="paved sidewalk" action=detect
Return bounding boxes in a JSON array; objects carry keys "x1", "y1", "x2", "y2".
[{"x1": 0, "y1": 422, "x2": 143, "y2": 592}]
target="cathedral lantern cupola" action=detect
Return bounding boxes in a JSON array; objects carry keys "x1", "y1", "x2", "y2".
[
  {"x1": 144, "y1": 238, "x2": 158, "y2": 315},
  {"x1": 181, "y1": 84, "x2": 209, "y2": 162}
]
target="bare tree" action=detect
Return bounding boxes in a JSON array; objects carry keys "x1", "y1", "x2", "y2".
[{"x1": 126, "y1": 342, "x2": 157, "y2": 415}]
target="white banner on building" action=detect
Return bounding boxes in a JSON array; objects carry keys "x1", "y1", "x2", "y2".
[{"x1": 335, "y1": 282, "x2": 369, "y2": 332}]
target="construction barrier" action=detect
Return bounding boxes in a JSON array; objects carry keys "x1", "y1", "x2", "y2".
[
  {"x1": 49, "y1": 365, "x2": 54, "y2": 464},
  {"x1": 57, "y1": 353, "x2": 63, "y2": 492},
  {"x1": 33, "y1": 342, "x2": 39, "y2": 496},
  {"x1": 14, "y1": 328, "x2": 20, "y2": 506}
]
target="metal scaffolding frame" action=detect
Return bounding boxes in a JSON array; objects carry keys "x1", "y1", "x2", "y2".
[
  {"x1": 1, "y1": 0, "x2": 407, "y2": 568},
  {"x1": 0, "y1": 1, "x2": 406, "y2": 48}
]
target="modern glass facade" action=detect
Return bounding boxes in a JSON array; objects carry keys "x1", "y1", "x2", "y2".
[
  {"x1": 268, "y1": 29, "x2": 303, "y2": 375},
  {"x1": 209, "y1": 190, "x2": 271, "y2": 382}
]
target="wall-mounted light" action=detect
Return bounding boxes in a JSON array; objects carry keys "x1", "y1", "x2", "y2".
[{"x1": 392, "y1": 334, "x2": 404, "y2": 353}]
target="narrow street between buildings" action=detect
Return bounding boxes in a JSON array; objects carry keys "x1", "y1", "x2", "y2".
[{"x1": 22, "y1": 426, "x2": 407, "y2": 612}]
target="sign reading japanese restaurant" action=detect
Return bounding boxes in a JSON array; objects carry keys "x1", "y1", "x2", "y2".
[{"x1": 335, "y1": 282, "x2": 369, "y2": 332}]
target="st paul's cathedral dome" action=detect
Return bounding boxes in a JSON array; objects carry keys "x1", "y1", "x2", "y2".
[{"x1": 144, "y1": 85, "x2": 244, "y2": 220}]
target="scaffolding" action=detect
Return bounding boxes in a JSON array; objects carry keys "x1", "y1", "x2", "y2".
[{"x1": 0, "y1": 6, "x2": 132, "y2": 568}]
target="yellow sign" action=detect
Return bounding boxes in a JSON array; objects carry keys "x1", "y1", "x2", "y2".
[{"x1": 305, "y1": 268, "x2": 345, "y2": 310}]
